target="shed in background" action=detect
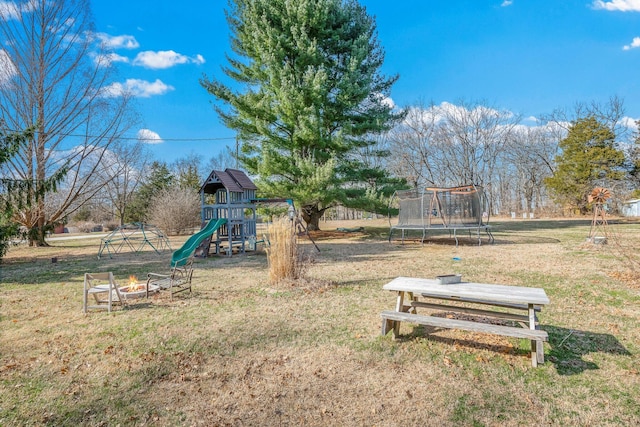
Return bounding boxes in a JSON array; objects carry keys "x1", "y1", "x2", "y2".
[{"x1": 621, "y1": 199, "x2": 640, "y2": 217}]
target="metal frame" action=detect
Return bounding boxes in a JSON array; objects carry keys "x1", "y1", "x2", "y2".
[{"x1": 97, "y1": 223, "x2": 172, "y2": 259}]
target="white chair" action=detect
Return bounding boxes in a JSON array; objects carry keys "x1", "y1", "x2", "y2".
[{"x1": 83, "y1": 272, "x2": 126, "y2": 313}]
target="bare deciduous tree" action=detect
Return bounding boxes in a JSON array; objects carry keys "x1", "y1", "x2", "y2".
[
  {"x1": 433, "y1": 100, "x2": 520, "y2": 192},
  {"x1": 388, "y1": 102, "x2": 442, "y2": 189},
  {"x1": 502, "y1": 125, "x2": 559, "y2": 215},
  {"x1": 101, "y1": 141, "x2": 150, "y2": 226},
  {"x1": 388, "y1": 100, "x2": 520, "y2": 213},
  {"x1": 172, "y1": 153, "x2": 204, "y2": 191},
  {"x1": 207, "y1": 147, "x2": 237, "y2": 173},
  {"x1": 148, "y1": 186, "x2": 200, "y2": 235},
  {"x1": 0, "y1": 0, "x2": 137, "y2": 245},
  {"x1": 540, "y1": 95, "x2": 628, "y2": 140}
]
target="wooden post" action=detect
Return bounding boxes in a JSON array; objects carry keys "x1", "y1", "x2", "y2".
[{"x1": 393, "y1": 291, "x2": 406, "y2": 337}]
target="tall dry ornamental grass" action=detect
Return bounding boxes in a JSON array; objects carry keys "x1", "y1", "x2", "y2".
[{"x1": 265, "y1": 218, "x2": 305, "y2": 284}]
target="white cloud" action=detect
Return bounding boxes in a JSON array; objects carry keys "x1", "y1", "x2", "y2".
[
  {"x1": 0, "y1": 1, "x2": 28, "y2": 20},
  {"x1": 402, "y1": 102, "x2": 520, "y2": 130},
  {"x1": 592, "y1": 0, "x2": 640, "y2": 11},
  {"x1": 93, "y1": 52, "x2": 130, "y2": 67},
  {"x1": 108, "y1": 52, "x2": 129, "y2": 63},
  {"x1": 623, "y1": 36, "x2": 640, "y2": 50},
  {"x1": 0, "y1": 2, "x2": 19, "y2": 19},
  {"x1": 435, "y1": 101, "x2": 513, "y2": 121},
  {"x1": 372, "y1": 93, "x2": 395, "y2": 109},
  {"x1": 382, "y1": 96, "x2": 395, "y2": 109},
  {"x1": 94, "y1": 32, "x2": 140, "y2": 50},
  {"x1": 137, "y1": 129, "x2": 163, "y2": 144},
  {"x1": 102, "y1": 78, "x2": 175, "y2": 98},
  {"x1": 621, "y1": 116, "x2": 639, "y2": 131},
  {"x1": 132, "y1": 50, "x2": 206, "y2": 69},
  {"x1": 0, "y1": 49, "x2": 16, "y2": 85},
  {"x1": 501, "y1": 1, "x2": 513, "y2": 6}
]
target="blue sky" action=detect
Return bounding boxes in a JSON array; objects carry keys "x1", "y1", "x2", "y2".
[{"x1": 91, "y1": 0, "x2": 640, "y2": 164}]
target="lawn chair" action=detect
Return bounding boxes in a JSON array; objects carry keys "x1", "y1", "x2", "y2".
[
  {"x1": 146, "y1": 256, "x2": 194, "y2": 300},
  {"x1": 83, "y1": 272, "x2": 126, "y2": 313},
  {"x1": 147, "y1": 218, "x2": 226, "y2": 300}
]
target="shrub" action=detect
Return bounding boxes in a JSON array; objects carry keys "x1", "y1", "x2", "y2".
[
  {"x1": 73, "y1": 221, "x2": 98, "y2": 233},
  {"x1": 73, "y1": 207, "x2": 91, "y2": 222},
  {"x1": 102, "y1": 221, "x2": 119, "y2": 232},
  {"x1": 148, "y1": 186, "x2": 200, "y2": 235},
  {"x1": 0, "y1": 214, "x2": 19, "y2": 262}
]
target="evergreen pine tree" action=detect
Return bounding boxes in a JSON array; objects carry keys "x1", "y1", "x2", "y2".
[
  {"x1": 545, "y1": 116, "x2": 625, "y2": 213},
  {"x1": 126, "y1": 162, "x2": 175, "y2": 223},
  {"x1": 202, "y1": 0, "x2": 404, "y2": 229}
]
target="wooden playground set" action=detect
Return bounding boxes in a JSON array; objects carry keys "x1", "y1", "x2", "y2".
[
  {"x1": 98, "y1": 168, "x2": 291, "y2": 260},
  {"x1": 92, "y1": 168, "x2": 312, "y2": 301}
]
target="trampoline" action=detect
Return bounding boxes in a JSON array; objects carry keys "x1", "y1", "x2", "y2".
[{"x1": 389, "y1": 185, "x2": 493, "y2": 246}]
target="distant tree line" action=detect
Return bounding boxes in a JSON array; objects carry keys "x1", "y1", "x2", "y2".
[{"x1": 384, "y1": 96, "x2": 638, "y2": 217}]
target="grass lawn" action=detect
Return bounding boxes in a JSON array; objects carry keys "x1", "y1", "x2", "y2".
[{"x1": 1, "y1": 218, "x2": 639, "y2": 426}]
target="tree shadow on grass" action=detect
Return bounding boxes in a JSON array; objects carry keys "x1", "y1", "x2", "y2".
[
  {"x1": 418, "y1": 235, "x2": 561, "y2": 246},
  {"x1": 544, "y1": 325, "x2": 631, "y2": 375},
  {"x1": 386, "y1": 228, "x2": 560, "y2": 246},
  {"x1": 489, "y1": 219, "x2": 593, "y2": 233},
  {"x1": 490, "y1": 235, "x2": 562, "y2": 245}
]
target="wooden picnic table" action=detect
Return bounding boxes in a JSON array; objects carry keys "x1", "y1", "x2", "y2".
[{"x1": 381, "y1": 277, "x2": 550, "y2": 367}]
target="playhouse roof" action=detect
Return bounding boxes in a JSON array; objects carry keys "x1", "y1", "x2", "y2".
[
  {"x1": 200, "y1": 168, "x2": 257, "y2": 194},
  {"x1": 226, "y1": 168, "x2": 258, "y2": 190}
]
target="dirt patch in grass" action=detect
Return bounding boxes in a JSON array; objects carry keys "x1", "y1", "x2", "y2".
[{"x1": 1, "y1": 219, "x2": 640, "y2": 425}]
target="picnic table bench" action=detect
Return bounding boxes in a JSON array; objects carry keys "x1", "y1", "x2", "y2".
[{"x1": 381, "y1": 277, "x2": 550, "y2": 367}]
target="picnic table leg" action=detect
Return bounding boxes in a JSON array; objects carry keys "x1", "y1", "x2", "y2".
[
  {"x1": 392, "y1": 291, "x2": 406, "y2": 337},
  {"x1": 381, "y1": 317, "x2": 394, "y2": 335},
  {"x1": 407, "y1": 292, "x2": 417, "y2": 314},
  {"x1": 528, "y1": 304, "x2": 543, "y2": 367}
]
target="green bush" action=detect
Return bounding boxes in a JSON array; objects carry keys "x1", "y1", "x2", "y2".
[{"x1": 0, "y1": 213, "x2": 19, "y2": 262}]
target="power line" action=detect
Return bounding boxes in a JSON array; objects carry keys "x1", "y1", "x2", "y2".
[
  {"x1": 111, "y1": 136, "x2": 235, "y2": 142},
  {"x1": 2, "y1": 128, "x2": 235, "y2": 142}
]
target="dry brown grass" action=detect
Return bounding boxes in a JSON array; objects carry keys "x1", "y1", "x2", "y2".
[{"x1": 1, "y1": 218, "x2": 639, "y2": 426}]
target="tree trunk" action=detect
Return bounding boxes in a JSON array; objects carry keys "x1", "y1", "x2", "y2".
[
  {"x1": 34, "y1": 120, "x2": 48, "y2": 247},
  {"x1": 301, "y1": 204, "x2": 324, "y2": 231},
  {"x1": 28, "y1": 218, "x2": 50, "y2": 247},
  {"x1": 35, "y1": 205, "x2": 48, "y2": 246}
]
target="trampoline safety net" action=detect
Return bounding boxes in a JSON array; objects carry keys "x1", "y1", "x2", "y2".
[
  {"x1": 389, "y1": 185, "x2": 493, "y2": 246},
  {"x1": 393, "y1": 185, "x2": 488, "y2": 228}
]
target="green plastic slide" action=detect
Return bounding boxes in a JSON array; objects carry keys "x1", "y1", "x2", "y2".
[{"x1": 171, "y1": 218, "x2": 227, "y2": 268}]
